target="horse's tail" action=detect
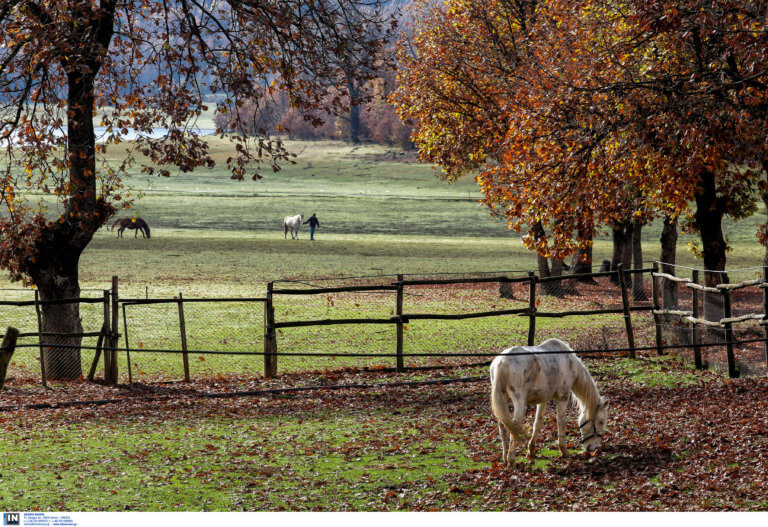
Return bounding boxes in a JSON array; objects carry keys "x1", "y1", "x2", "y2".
[
  {"x1": 110, "y1": 219, "x2": 120, "y2": 231},
  {"x1": 490, "y1": 358, "x2": 524, "y2": 437}
]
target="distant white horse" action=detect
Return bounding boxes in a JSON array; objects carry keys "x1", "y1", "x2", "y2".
[
  {"x1": 283, "y1": 214, "x2": 303, "y2": 239},
  {"x1": 490, "y1": 338, "x2": 607, "y2": 467}
]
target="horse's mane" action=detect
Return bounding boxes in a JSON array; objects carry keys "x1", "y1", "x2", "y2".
[{"x1": 569, "y1": 355, "x2": 601, "y2": 416}]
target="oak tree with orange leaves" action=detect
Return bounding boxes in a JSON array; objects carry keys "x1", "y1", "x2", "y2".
[
  {"x1": 394, "y1": 0, "x2": 768, "y2": 299},
  {"x1": 0, "y1": 0, "x2": 394, "y2": 379}
]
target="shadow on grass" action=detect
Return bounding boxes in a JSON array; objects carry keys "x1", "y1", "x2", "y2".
[{"x1": 552, "y1": 443, "x2": 675, "y2": 479}]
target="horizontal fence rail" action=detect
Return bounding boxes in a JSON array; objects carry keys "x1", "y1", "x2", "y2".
[{"x1": 651, "y1": 263, "x2": 768, "y2": 376}]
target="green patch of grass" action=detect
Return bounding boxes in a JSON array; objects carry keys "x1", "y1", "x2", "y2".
[
  {"x1": 6, "y1": 138, "x2": 767, "y2": 297},
  {"x1": 588, "y1": 355, "x2": 703, "y2": 388},
  {"x1": 528, "y1": 448, "x2": 571, "y2": 470},
  {"x1": 0, "y1": 412, "x2": 487, "y2": 511}
]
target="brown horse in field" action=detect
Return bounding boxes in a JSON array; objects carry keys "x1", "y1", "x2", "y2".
[{"x1": 111, "y1": 217, "x2": 151, "y2": 238}]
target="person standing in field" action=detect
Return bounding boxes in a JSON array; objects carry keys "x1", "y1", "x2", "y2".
[{"x1": 304, "y1": 213, "x2": 320, "y2": 240}]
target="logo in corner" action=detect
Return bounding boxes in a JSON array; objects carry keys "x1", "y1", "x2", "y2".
[{"x1": 3, "y1": 513, "x2": 20, "y2": 526}]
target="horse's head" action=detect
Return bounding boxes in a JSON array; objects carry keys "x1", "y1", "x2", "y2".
[{"x1": 579, "y1": 396, "x2": 608, "y2": 452}]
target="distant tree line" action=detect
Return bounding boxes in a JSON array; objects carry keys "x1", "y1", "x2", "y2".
[{"x1": 214, "y1": 70, "x2": 413, "y2": 149}]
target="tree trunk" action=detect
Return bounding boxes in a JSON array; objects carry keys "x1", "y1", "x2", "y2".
[
  {"x1": 660, "y1": 215, "x2": 679, "y2": 312},
  {"x1": 33, "y1": 257, "x2": 85, "y2": 381},
  {"x1": 659, "y1": 215, "x2": 685, "y2": 345},
  {"x1": 571, "y1": 227, "x2": 596, "y2": 283},
  {"x1": 611, "y1": 223, "x2": 631, "y2": 285},
  {"x1": 349, "y1": 102, "x2": 361, "y2": 144},
  {"x1": 550, "y1": 258, "x2": 577, "y2": 296},
  {"x1": 631, "y1": 219, "x2": 648, "y2": 301},
  {"x1": 347, "y1": 76, "x2": 361, "y2": 144},
  {"x1": 533, "y1": 221, "x2": 562, "y2": 297},
  {"x1": 26, "y1": 66, "x2": 107, "y2": 380},
  {"x1": 694, "y1": 171, "x2": 727, "y2": 325},
  {"x1": 763, "y1": 161, "x2": 768, "y2": 267}
]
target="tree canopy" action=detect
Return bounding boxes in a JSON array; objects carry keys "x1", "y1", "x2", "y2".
[{"x1": 393, "y1": 0, "x2": 768, "y2": 281}]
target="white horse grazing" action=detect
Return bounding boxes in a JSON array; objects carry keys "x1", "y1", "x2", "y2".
[
  {"x1": 490, "y1": 338, "x2": 607, "y2": 467},
  {"x1": 283, "y1": 214, "x2": 303, "y2": 239}
]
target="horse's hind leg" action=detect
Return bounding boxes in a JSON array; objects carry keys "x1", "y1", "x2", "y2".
[
  {"x1": 498, "y1": 421, "x2": 509, "y2": 466},
  {"x1": 506, "y1": 397, "x2": 526, "y2": 466},
  {"x1": 527, "y1": 403, "x2": 546, "y2": 459},
  {"x1": 555, "y1": 399, "x2": 570, "y2": 457}
]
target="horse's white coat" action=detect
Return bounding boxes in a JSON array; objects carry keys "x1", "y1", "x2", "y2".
[
  {"x1": 489, "y1": 338, "x2": 607, "y2": 466},
  {"x1": 283, "y1": 214, "x2": 304, "y2": 239}
]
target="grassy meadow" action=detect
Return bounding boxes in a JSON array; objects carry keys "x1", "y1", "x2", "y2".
[{"x1": 4, "y1": 134, "x2": 766, "y2": 296}]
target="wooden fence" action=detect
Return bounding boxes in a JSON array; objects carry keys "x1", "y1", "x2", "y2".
[
  {"x1": 0, "y1": 283, "x2": 118, "y2": 387},
  {"x1": 265, "y1": 264, "x2": 654, "y2": 377},
  {"x1": 4, "y1": 262, "x2": 768, "y2": 387},
  {"x1": 651, "y1": 265, "x2": 768, "y2": 378}
]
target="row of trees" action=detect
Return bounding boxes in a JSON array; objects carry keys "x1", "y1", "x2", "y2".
[
  {"x1": 393, "y1": 0, "x2": 768, "y2": 300},
  {"x1": 4, "y1": 0, "x2": 768, "y2": 378},
  {"x1": 213, "y1": 72, "x2": 413, "y2": 148}
]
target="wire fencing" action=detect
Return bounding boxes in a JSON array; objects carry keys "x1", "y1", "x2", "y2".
[
  {"x1": 120, "y1": 296, "x2": 267, "y2": 383},
  {"x1": 2, "y1": 263, "x2": 767, "y2": 392}
]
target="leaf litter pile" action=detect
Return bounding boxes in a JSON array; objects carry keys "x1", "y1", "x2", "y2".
[{"x1": 2, "y1": 356, "x2": 768, "y2": 511}]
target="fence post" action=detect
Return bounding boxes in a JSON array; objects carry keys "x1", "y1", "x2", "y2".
[
  {"x1": 264, "y1": 282, "x2": 277, "y2": 378},
  {"x1": 527, "y1": 272, "x2": 537, "y2": 346},
  {"x1": 88, "y1": 290, "x2": 110, "y2": 382},
  {"x1": 763, "y1": 267, "x2": 768, "y2": 369},
  {"x1": 0, "y1": 327, "x2": 19, "y2": 390},
  {"x1": 105, "y1": 275, "x2": 119, "y2": 384},
  {"x1": 691, "y1": 270, "x2": 703, "y2": 370},
  {"x1": 33, "y1": 290, "x2": 48, "y2": 387},
  {"x1": 178, "y1": 293, "x2": 191, "y2": 382},
  {"x1": 122, "y1": 302, "x2": 133, "y2": 384},
  {"x1": 721, "y1": 273, "x2": 738, "y2": 378},
  {"x1": 618, "y1": 263, "x2": 636, "y2": 359},
  {"x1": 651, "y1": 263, "x2": 663, "y2": 355},
  {"x1": 396, "y1": 274, "x2": 405, "y2": 372}
]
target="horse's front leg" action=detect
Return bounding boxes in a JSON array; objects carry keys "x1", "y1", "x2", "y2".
[
  {"x1": 555, "y1": 399, "x2": 570, "y2": 457},
  {"x1": 527, "y1": 403, "x2": 546, "y2": 459}
]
